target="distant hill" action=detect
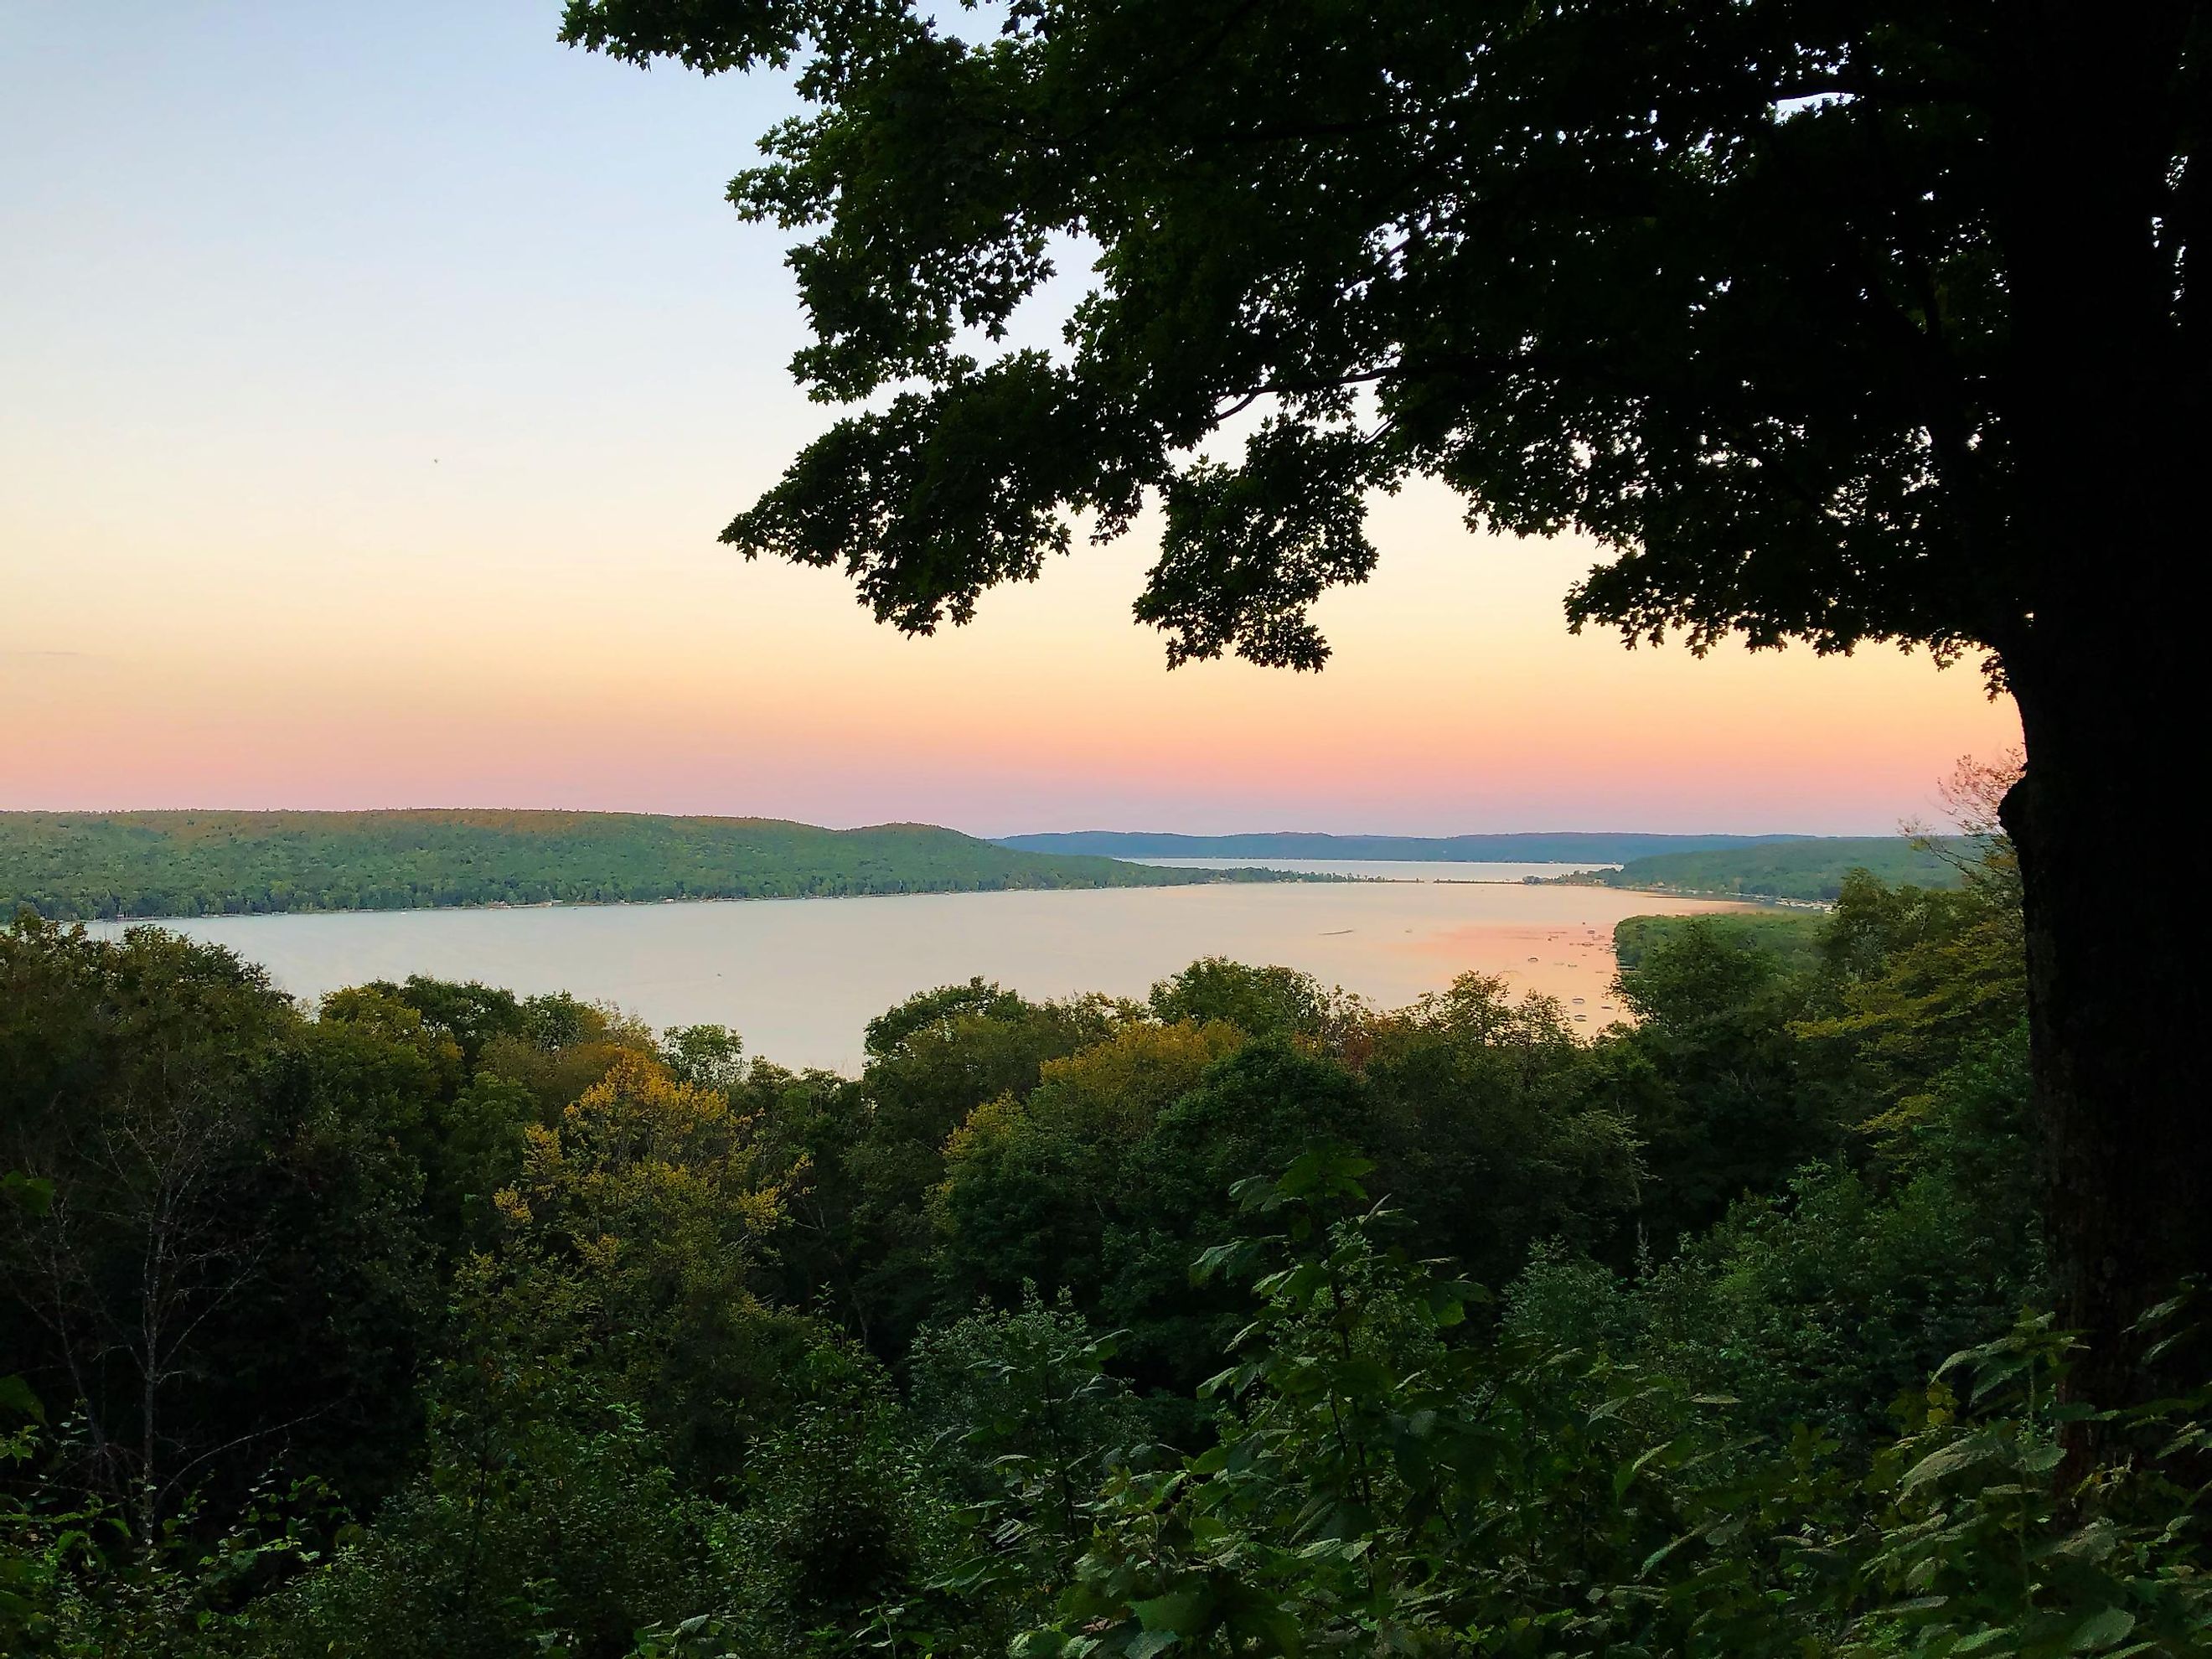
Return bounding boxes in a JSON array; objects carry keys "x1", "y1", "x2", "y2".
[
  {"x1": 1569, "y1": 837, "x2": 1972, "y2": 903},
  {"x1": 0, "y1": 810, "x2": 1305, "y2": 922},
  {"x1": 993, "y1": 830, "x2": 1811, "y2": 863}
]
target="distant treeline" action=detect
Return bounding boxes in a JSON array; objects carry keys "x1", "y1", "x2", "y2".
[
  {"x1": 0, "y1": 811, "x2": 1306, "y2": 922},
  {"x1": 1568, "y1": 836, "x2": 1971, "y2": 902},
  {"x1": 994, "y1": 829, "x2": 1811, "y2": 862}
]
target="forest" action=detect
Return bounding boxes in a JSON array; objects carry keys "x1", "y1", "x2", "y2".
[
  {"x1": 0, "y1": 813, "x2": 1297, "y2": 923},
  {"x1": 5, "y1": 821, "x2": 2204, "y2": 1656},
  {"x1": 1565, "y1": 840, "x2": 1970, "y2": 903},
  {"x1": 994, "y1": 833, "x2": 1808, "y2": 864}
]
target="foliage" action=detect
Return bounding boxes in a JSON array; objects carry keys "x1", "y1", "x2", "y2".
[
  {"x1": 0, "y1": 919, "x2": 437, "y2": 1532},
  {"x1": 692, "y1": 1341, "x2": 979, "y2": 1659},
  {"x1": 1572, "y1": 839, "x2": 1972, "y2": 902},
  {"x1": 1507, "y1": 1059, "x2": 2041, "y2": 1454},
  {"x1": 1595, "y1": 916, "x2": 1836, "y2": 1248},
  {"x1": 1613, "y1": 909, "x2": 1827, "y2": 974},
  {"x1": 903, "y1": 1288, "x2": 1144, "y2": 1639},
  {"x1": 1023, "y1": 1164, "x2": 2206, "y2": 1658},
  {"x1": 0, "y1": 809, "x2": 1306, "y2": 921},
  {"x1": 255, "y1": 1304, "x2": 726, "y2": 1658},
  {"x1": 557, "y1": 2, "x2": 2196, "y2": 691},
  {"x1": 1354, "y1": 974, "x2": 1641, "y2": 1284},
  {"x1": 840, "y1": 985, "x2": 1129, "y2": 1354},
  {"x1": 911, "y1": 1289, "x2": 1141, "y2": 1544},
  {"x1": 1797, "y1": 864, "x2": 2029, "y2": 1127},
  {"x1": 24, "y1": 847, "x2": 2203, "y2": 1659},
  {"x1": 1145, "y1": 959, "x2": 1346, "y2": 1044},
  {"x1": 931, "y1": 1019, "x2": 1244, "y2": 1320}
]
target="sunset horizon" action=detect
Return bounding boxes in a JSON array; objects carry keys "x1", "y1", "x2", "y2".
[{"x1": 3, "y1": 5, "x2": 2018, "y2": 837}]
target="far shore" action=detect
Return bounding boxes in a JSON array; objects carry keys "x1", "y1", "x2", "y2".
[{"x1": 75, "y1": 871, "x2": 1335, "y2": 928}]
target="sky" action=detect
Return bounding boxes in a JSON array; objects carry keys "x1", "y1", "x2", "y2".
[{"x1": 0, "y1": 3, "x2": 2021, "y2": 837}]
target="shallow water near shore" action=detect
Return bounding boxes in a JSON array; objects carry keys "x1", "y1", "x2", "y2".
[{"x1": 90, "y1": 878, "x2": 1753, "y2": 1072}]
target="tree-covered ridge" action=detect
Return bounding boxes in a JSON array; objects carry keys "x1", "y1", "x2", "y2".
[
  {"x1": 0, "y1": 810, "x2": 1307, "y2": 921},
  {"x1": 1567, "y1": 835, "x2": 1972, "y2": 902},
  {"x1": 8, "y1": 834, "x2": 2206, "y2": 1654},
  {"x1": 995, "y1": 830, "x2": 1809, "y2": 863}
]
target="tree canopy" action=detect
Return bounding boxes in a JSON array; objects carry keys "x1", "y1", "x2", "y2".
[
  {"x1": 559, "y1": 0, "x2": 2197, "y2": 677},
  {"x1": 556, "y1": 0, "x2": 2208, "y2": 1410}
]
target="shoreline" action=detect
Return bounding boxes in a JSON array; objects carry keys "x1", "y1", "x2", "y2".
[
  {"x1": 67, "y1": 870, "x2": 1336, "y2": 928},
  {"x1": 1548, "y1": 881, "x2": 1834, "y2": 910}
]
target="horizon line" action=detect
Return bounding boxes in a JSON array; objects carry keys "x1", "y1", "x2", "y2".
[{"x1": 0, "y1": 807, "x2": 1915, "y2": 840}]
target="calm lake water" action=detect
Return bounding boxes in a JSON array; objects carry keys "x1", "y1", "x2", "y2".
[{"x1": 90, "y1": 879, "x2": 1749, "y2": 1074}]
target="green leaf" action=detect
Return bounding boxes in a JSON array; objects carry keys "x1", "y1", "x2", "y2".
[
  {"x1": 2131, "y1": 1292, "x2": 2190, "y2": 1331},
  {"x1": 1132, "y1": 1589, "x2": 1207, "y2": 1636},
  {"x1": 0, "y1": 1373, "x2": 44, "y2": 1424},
  {"x1": 0, "y1": 1170, "x2": 53, "y2": 1217},
  {"x1": 1191, "y1": 1243, "x2": 1242, "y2": 1285},
  {"x1": 1899, "y1": 1434, "x2": 1998, "y2": 1493},
  {"x1": 2070, "y1": 1608, "x2": 2136, "y2": 1651},
  {"x1": 1614, "y1": 1441, "x2": 1672, "y2": 1501}
]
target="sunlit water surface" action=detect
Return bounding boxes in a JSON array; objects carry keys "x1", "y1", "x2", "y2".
[{"x1": 91, "y1": 878, "x2": 1749, "y2": 1073}]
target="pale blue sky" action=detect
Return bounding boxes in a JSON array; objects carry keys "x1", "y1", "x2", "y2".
[{"x1": 0, "y1": 3, "x2": 2020, "y2": 833}]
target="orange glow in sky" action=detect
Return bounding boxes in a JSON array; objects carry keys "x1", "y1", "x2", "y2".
[{"x1": 0, "y1": 4, "x2": 2018, "y2": 835}]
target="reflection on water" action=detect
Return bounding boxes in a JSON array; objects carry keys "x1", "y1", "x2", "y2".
[{"x1": 90, "y1": 882, "x2": 1749, "y2": 1074}]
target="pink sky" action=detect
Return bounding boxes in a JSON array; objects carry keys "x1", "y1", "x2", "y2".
[{"x1": 0, "y1": 4, "x2": 2019, "y2": 837}]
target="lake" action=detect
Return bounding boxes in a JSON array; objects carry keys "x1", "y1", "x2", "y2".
[{"x1": 90, "y1": 876, "x2": 1751, "y2": 1073}]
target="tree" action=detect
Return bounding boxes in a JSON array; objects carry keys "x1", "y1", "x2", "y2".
[
  {"x1": 1146, "y1": 959, "x2": 1340, "y2": 1043},
  {"x1": 908, "y1": 1288, "x2": 1141, "y2": 1589},
  {"x1": 1358, "y1": 974, "x2": 1642, "y2": 1279},
  {"x1": 496, "y1": 1050, "x2": 798, "y2": 1480},
  {"x1": 561, "y1": 0, "x2": 2207, "y2": 1399},
  {"x1": 932, "y1": 1017, "x2": 1246, "y2": 1325},
  {"x1": 845, "y1": 986, "x2": 1124, "y2": 1352},
  {"x1": 1599, "y1": 918, "x2": 1833, "y2": 1247},
  {"x1": 0, "y1": 921, "x2": 436, "y2": 1538}
]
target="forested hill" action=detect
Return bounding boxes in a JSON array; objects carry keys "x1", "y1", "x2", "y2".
[
  {"x1": 1569, "y1": 836, "x2": 1971, "y2": 902},
  {"x1": 0, "y1": 810, "x2": 1301, "y2": 922},
  {"x1": 994, "y1": 830, "x2": 1809, "y2": 862}
]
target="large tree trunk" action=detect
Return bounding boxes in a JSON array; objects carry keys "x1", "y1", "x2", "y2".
[
  {"x1": 1991, "y1": 2, "x2": 2208, "y2": 1410},
  {"x1": 2003, "y1": 643, "x2": 2209, "y2": 1412}
]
